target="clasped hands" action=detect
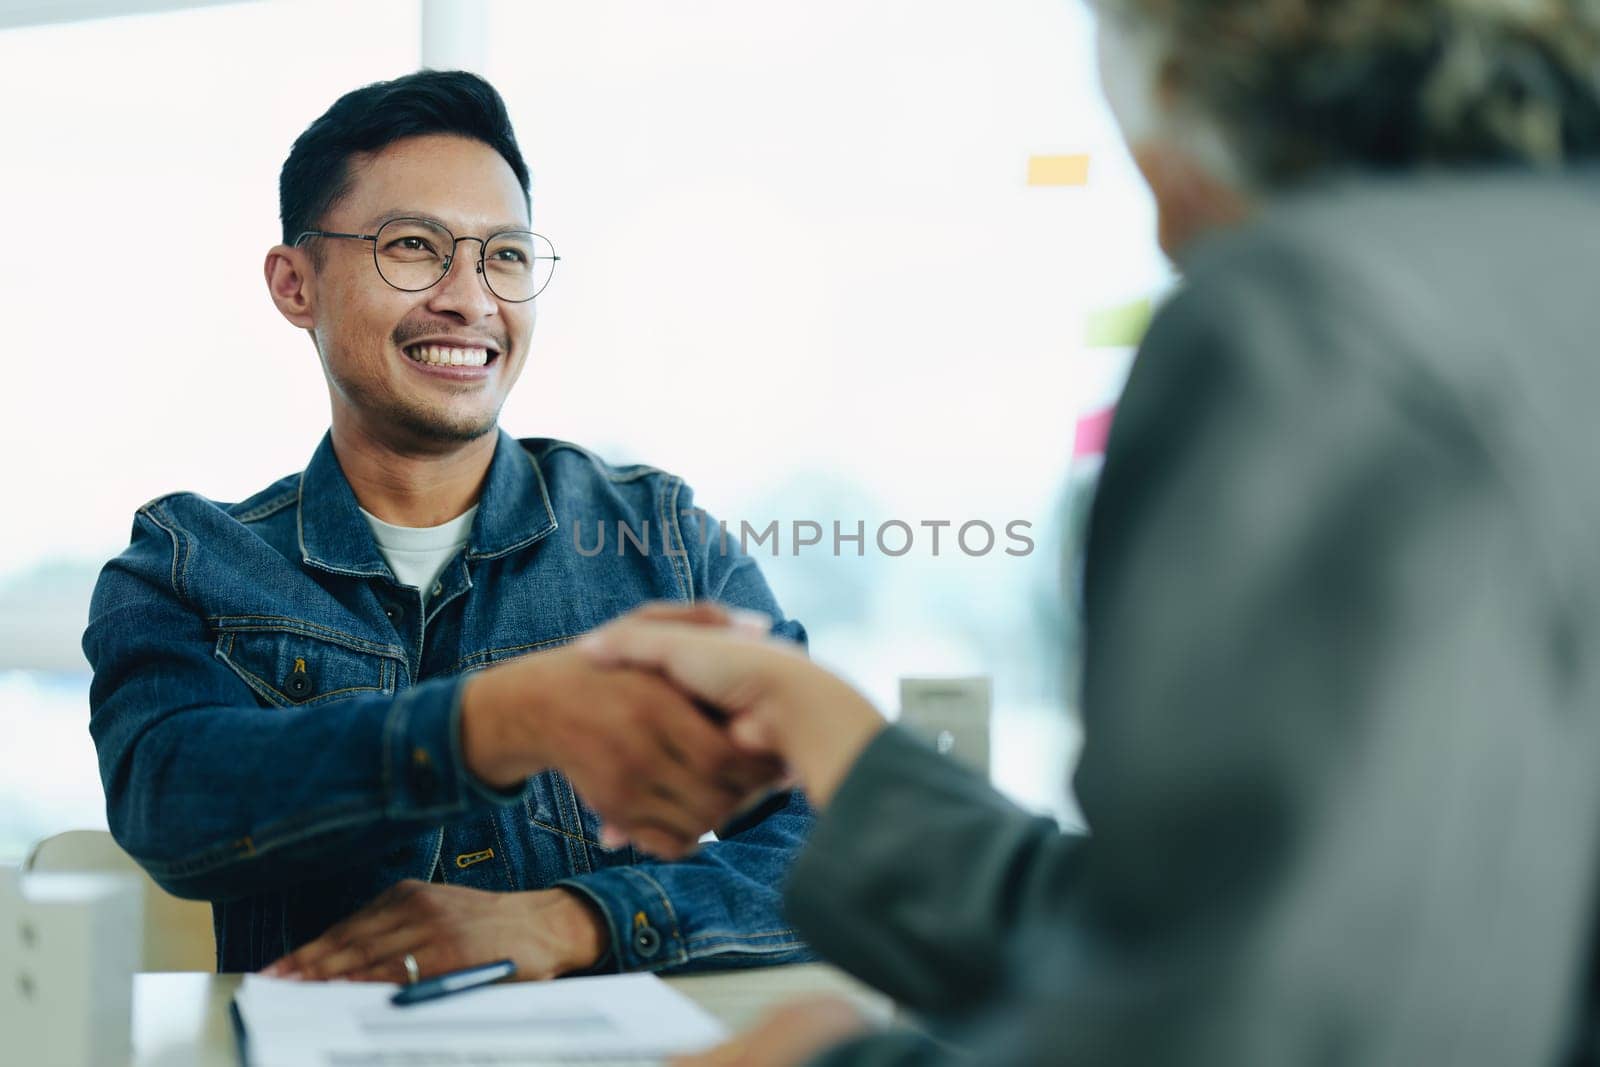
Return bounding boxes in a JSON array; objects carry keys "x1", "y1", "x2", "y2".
[
  {"x1": 469, "y1": 600, "x2": 883, "y2": 859},
  {"x1": 264, "y1": 602, "x2": 885, "y2": 987}
]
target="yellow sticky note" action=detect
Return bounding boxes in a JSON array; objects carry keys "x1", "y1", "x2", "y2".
[
  {"x1": 1027, "y1": 154, "x2": 1090, "y2": 186},
  {"x1": 1085, "y1": 299, "x2": 1154, "y2": 348}
]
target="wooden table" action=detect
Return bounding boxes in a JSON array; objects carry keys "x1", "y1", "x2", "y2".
[{"x1": 132, "y1": 965, "x2": 891, "y2": 1065}]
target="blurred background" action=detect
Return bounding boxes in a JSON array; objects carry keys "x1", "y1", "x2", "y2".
[{"x1": 0, "y1": 0, "x2": 1169, "y2": 862}]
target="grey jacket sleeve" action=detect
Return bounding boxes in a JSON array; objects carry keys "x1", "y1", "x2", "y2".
[
  {"x1": 808, "y1": 1030, "x2": 960, "y2": 1067},
  {"x1": 785, "y1": 726, "x2": 1084, "y2": 1016}
]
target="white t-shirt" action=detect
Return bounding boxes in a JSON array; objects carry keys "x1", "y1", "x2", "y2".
[{"x1": 359, "y1": 505, "x2": 478, "y2": 604}]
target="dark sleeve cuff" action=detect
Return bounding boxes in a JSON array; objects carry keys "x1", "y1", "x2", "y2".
[
  {"x1": 787, "y1": 725, "x2": 958, "y2": 903},
  {"x1": 381, "y1": 674, "x2": 525, "y2": 818},
  {"x1": 553, "y1": 867, "x2": 683, "y2": 971}
]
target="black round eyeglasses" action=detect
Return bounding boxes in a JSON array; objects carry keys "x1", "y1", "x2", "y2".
[{"x1": 295, "y1": 216, "x2": 560, "y2": 302}]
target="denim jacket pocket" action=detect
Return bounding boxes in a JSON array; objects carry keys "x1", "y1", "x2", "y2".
[{"x1": 212, "y1": 619, "x2": 400, "y2": 708}]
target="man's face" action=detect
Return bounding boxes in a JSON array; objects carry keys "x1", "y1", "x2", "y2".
[{"x1": 304, "y1": 133, "x2": 535, "y2": 449}]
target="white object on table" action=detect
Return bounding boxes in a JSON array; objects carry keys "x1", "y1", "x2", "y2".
[
  {"x1": 898, "y1": 676, "x2": 993, "y2": 776},
  {"x1": 0, "y1": 863, "x2": 144, "y2": 1067},
  {"x1": 134, "y1": 965, "x2": 893, "y2": 1066},
  {"x1": 234, "y1": 970, "x2": 728, "y2": 1066}
]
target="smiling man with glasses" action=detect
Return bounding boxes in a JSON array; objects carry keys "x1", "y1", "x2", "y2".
[{"x1": 82, "y1": 70, "x2": 815, "y2": 984}]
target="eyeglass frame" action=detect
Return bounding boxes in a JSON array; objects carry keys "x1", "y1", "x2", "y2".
[{"x1": 293, "y1": 217, "x2": 561, "y2": 303}]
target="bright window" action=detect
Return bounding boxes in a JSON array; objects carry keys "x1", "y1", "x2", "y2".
[{"x1": 0, "y1": 0, "x2": 1167, "y2": 862}]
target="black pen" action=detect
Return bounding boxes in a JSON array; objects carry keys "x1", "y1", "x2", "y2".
[{"x1": 390, "y1": 958, "x2": 518, "y2": 1006}]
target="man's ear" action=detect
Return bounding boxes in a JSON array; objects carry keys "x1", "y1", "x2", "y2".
[{"x1": 264, "y1": 245, "x2": 317, "y2": 329}]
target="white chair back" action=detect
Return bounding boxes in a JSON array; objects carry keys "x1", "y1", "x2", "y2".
[{"x1": 24, "y1": 830, "x2": 215, "y2": 972}]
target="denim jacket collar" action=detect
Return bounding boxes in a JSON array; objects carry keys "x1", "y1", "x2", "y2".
[{"x1": 297, "y1": 429, "x2": 559, "y2": 578}]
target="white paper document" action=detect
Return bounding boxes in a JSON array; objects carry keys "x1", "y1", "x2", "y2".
[{"x1": 234, "y1": 971, "x2": 728, "y2": 1066}]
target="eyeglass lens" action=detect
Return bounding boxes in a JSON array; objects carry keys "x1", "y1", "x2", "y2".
[{"x1": 373, "y1": 217, "x2": 555, "y2": 301}]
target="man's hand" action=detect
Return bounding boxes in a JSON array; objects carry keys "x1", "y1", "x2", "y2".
[
  {"x1": 579, "y1": 608, "x2": 887, "y2": 809},
  {"x1": 460, "y1": 603, "x2": 785, "y2": 859},
  {"x1": 260, "y1": 881, "x2": 605, "y2": 983},
  {"x1": 668, "y1": 996, "x2": 875, "y2": 1067}
]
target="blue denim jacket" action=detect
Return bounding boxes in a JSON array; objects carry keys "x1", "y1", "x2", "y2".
[{"x1": 83, "y1": 430, "x2": 815, "y2": 973}]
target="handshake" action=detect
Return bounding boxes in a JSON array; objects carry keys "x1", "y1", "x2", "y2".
[
  {"x1": 459, "y1": 601, "x2": 888, "y2": 860},
  {"x1": 264, "y1": 601, "x2": 886, "y2": 986}
]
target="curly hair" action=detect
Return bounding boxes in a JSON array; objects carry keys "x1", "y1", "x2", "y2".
[{"x1": 1105, "y1": 0, "x2": 1600, "y2": 185}]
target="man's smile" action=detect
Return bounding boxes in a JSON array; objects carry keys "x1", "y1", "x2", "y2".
[{"x1": 400, "y1": 338, "x2": 504, "y2": 379}]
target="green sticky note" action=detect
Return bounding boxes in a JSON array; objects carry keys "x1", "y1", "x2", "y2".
[{"x1": 1085, "y1": 299, "x2": 1153, "y2": 348}]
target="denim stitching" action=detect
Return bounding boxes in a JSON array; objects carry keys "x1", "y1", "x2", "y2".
[
  {"x1": 424, "y1": 562, "x2": 471, "y2": 628},
  {"x1": 232, "y1": 489, "x2": 298, "y2": 524},
  {"x1": 530, "y1": 817, "x2": 599, "y2": 848},
  {"x1": 683, "y1": 938, "x2": 809, "y2": 955},
  {"x1": 660, "y1": 477, "x2": 692, "y2": 602},
  {"x1": 534, "y1": 441, "x2": 663, "y2": 486},
  {"x1": 293, "y1": 470, "x2": 311, "y2": 567},
  {"x1": 225, "y1": 668, "x2": 385, "y2": 706},
  {"x1": 555, "y1": 775, "x2": 594, "y2": 875},
  {"x1": 423, "y1": 828, "x2": 445, "y2": 882},
  {"x1": 213, "y1": 641, "x2": 296, "y2": 708},
  {"x1": 294, "y1": 468, "x2": 390, "y2": 579},
  {"x1": 142, "y1": 800, "x2": 393, "y2": 879},
  {"x1": 141, "y1": 503, "x2": 190, "y2": 604},
  {"x1": 208, "y1": 616, "x2": 406, "y2": 660},
  {"x1": 625, "y1": 868, "x2": 685, "y2": 959},
  {"x1": 446, "y1": 631, "x2": 587, "y2": 675},
  {"x1": 466, "y1": 450, "x2": 558, "y2": 561},
  {"x1": 214, "y1": 633, "x2": 291, "y2": 709},
  {"x1": 685, "y1": 929, "x2": 799, "y2": 944},
  {"x1": 488, "y1": 814, "x2": 516, "y2": 889},
  {"x1": 144, "y1": 800, "x2": 470, "y2": 879},
  {"x1": 211, "y1": 632, "x2": 393, "y2": 705},
  {"x1": 179, "y1": 513, "x2": 196, "y2": 598}
]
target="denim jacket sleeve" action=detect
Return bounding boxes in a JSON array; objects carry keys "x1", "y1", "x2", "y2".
[
  {"x1": 555, "y1": 483, "x2": 818, "y2": 971},
  {"x1": 83, "y1": 501, "x2": 518, "y2": 903}
]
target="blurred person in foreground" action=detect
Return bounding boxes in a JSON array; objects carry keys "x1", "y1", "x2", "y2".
[{"x1": 583, "y1": 0, "x2": 1600, "y2": 1063}]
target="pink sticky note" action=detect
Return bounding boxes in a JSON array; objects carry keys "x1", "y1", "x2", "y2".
[{"x1": 1074, "y1": 406, "x2": 1116, "y2": 458}]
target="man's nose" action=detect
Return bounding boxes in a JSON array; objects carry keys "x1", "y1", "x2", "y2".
[{"x1": 427, "y1": 240, "x2": 498, "y2": 321}]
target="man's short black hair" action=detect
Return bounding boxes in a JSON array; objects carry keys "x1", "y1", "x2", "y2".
[{"x1": 279, "y1": 69, "x2": 532, "y2": 247}]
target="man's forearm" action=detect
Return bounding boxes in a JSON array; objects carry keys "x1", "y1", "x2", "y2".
[
  {"x1": 458, "y1": 655, "x2": 575, "y2": 790},
  {"x1": 98, "y1": 676, "x2": 514, "y2": 901}
]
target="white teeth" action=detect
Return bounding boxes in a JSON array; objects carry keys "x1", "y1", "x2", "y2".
[{"x1": 407, "y1": 344, "x2": 490, "y2": 367}]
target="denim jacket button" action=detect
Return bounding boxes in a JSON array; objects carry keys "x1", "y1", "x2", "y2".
[
  {"x1": 285, "y1": 671, "x2": 313, "y2": 698},
  {"x1": 410, "y1": 747, "x2": 436, "y2": 799},
  {"x1": 632, "y1": 926, "x2": 661, "y2": 958}
]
